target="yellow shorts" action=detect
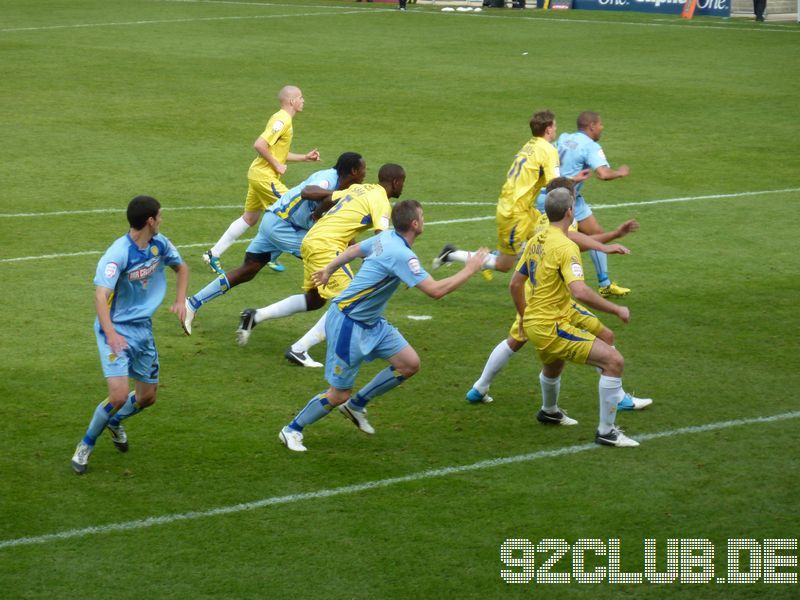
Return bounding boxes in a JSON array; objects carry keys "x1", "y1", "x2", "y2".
[
  {"x1": 300, "y1": 241, "x2": 354, "y2": 300},
  {"x1": 496, "y1": 211, "x2": 536, "y2": 256},
  {"x1": 244, "y1": 176, "x2": 287, "y2": 212},
  {"x1": 524, "y1": 303, "x2": 603, "y2": 365}
]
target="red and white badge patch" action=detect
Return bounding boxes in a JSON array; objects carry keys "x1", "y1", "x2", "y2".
[
  {"x1": 104, "y1": 262, "x2": 118, "y2": 278},
  {"x1": 408, "y1": 257, "x2": 422, "y2": 275},
  {"x1": 272, "y1": 120, "x2": 284, "y2": 133}
]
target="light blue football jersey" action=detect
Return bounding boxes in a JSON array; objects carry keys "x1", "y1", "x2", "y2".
[
  {"x1": 268, "y1": 167, "x2": 338, "y2": 231},
  {"x1": 333, "y1": 230, "x2": 429, "y2": 326},
  {"x1": 556, "y1": 131, "x2": 610, "y2": 196},
  {"x1": 94, "y1": 233, "x2": 183, "y2": 324}
]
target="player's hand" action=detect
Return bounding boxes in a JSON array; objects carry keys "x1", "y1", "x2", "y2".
[
  {"x1": 617, "y1": 164, "x2": 631, "y2": 177},
  {"x1": 312, "y1": 269, "x2": 331, "y2": 287},
  {"x1": 306, "y1": 149, "x2": 321, "y2": 162},
  {"x1": 517, "y1": 320, "x2": 527, "y2": 342},
  {"x1": 603, "y1": 244, "x2": 630, "y2": 255},
  {"x1": 466, "y1": 247, "x2": 490, "y2": 274},
  {"x1": 170, "y1": 299, "x2": 187, "y2": 323},
  {"x1": 616, "y1": 306, "x2": 630, "y2": 324},
  {"x1": 615, "y1": 219, "x2": 639, "y2": 237},
  {"x1": 573, "y1": 168, "x2": 592, "y2": 183},
  {"x1": 107, "y1": 330, "x2": 129, "y2": 356}
]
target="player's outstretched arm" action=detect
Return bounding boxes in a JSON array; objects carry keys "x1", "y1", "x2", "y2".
[
  {"x1": 567, "y1": 230, "x2": 630, "y2": 255},
  {"x1": 595, "y1": 164, "x2": 630, "y2": 181},
  {"x1": 311, "y1": 243, "x2": 368, "y2": 288},
  {"x1": 416, "y1": 248, "x2": 489, "y2": 300},
  {"x1": 568, "y1": 280, "x2": 630, "y2": 323}
]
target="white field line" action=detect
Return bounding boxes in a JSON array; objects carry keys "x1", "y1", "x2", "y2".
[
  {"x1": 1, "y1": 410, "x2": 798, "y2": 551},
  {"x1": 2, "y1": 187, "x2": 797, "y2": 220},
  {"x1": 2, "y1": 0, "x2": 795, "y2": 35},
  {"x1": 0, "y1": 7, "x2": 382, "y2": 34},
  {"x1": 1, "y1": 188, "x2": 797, "y2": 265}
]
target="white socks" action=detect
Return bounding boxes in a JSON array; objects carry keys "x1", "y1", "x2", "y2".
[
  {"x1": 473, "y1": 340, "x2": 516, "y2": 394},
  {"x1": 539, "y1": 372, "x2": 561, "y2": 412},
  {"x1": 211, "y1": 216, "x2": 251, "y2": 258},
  {"x1": 255, "y1": 294, "x2": 308, "y2": 324},
  {"x1": 291, "y1": 312, "x2": 328, "y2": 353},
  {"x1": 598, "y1": 375, "x2": 624, "y2": 435}
]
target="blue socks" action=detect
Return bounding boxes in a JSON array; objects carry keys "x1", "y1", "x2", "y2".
[
  {"x1": 350, "y1": 366, "x2": 406, "y2": 412},
  {"x1": 82, "y1": 392, "x2": 145, "y2": 445},
  {"x1": 289, "y1": 393, "x2": 333, "y2": 432},
  {"x1": 590, "y1": 249, "x2": 610, "y2": 288},
  {"x1": 108, "y1": 392, "x2": 143, "y2": 427},
  {"x1": 189, "y1": 274, "x2": 231, "y2": 310},
  {"x1": 82, "y1": 399, "x2": 115, "y2": 446}
]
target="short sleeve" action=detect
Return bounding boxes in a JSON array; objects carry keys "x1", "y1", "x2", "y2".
[
  {"x1": 557, "y1": 243, "x2": 585, "y2": 286},
  {"x1": 586, "y1": 141, "x2": 610, "y2": 171},
  {"x1": 396, "y1": 250, "x2": 429, "y2": 288}
]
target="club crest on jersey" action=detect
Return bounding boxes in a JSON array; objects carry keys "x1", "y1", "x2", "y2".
[
  {"x1": 151, "y1": 245, "x2": 159, "y2": 256},
  {"x1": 408, "y1": 257, "x2": 422, "y2": 275}
]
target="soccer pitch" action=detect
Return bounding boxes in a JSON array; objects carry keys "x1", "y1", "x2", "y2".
[{"x1": 1, "y1": 1, "x2": 799, "y2": 596}]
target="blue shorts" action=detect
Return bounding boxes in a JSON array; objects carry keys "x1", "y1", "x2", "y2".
[
  {"x1": 245, "y1": 211, "x2": 305, "y2": 260},
  {"x1": 536, "y1": 191, "x2": 593, "y2": 223},
  {"x1": 324, "y1": 306, "x2": 409, "y2": 390},
  {"x1": 95, "y1": 319, "x2": 159, "y2": 383}
]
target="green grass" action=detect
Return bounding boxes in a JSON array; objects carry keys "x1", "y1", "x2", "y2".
[{"x1": 1, "y1": 1, "x2": 799, "y2": 597}]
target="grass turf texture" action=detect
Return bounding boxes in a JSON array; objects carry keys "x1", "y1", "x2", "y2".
[{"x1": 1, "y1": 1, "x2": 799, "y2": 597}]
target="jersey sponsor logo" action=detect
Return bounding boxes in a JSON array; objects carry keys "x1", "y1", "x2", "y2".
[
  {"x1": 128, "y1": 258, "x2": 160, "y2": 282},
  {"x1": 408, "y1": 257, "x2": 422, "y2": 275},
  {"x1": 104, "y1": 262, "x2": 118, "y2": 278},
  {"x1": 272, "y1": 120, "x2": 284, "y2": 133}
]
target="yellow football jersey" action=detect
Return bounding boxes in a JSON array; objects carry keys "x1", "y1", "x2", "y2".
[
  {"x1": 515, "y1": 225, "x2": 584, "y2": 327},
  {"x1": 302, "y1": 183, "x2": 392, "y2": 252},
  {"x1": 248, "y1": 108, "x2": 293, "y2": 180},
  {"x1": 497, "y1": 137, "x2": 560, "y2": 222}
]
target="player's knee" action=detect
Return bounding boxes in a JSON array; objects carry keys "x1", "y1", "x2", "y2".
[
  {"x1": 397, "y1": 362, "x2": 419, "y2": 379},
  {"x1": 327, "y1": 388, "x2": 351, "y2": 406},
  {"x1": 242, "y1": 213, "x2": 259, "y2": 227},
  {"x1": 305, "y1": 290, "x2": 325, "y2": 311},
  {"x1": 607, "y1": 350, "x2": 624, "y2": 375},
  {"x1": 137, "y1": 391, "x2": 157, "y2": 407},
  {"x1": 599, "y1": 327, "x2": 615, "y2": 346},
  {"x1": 507, "y1": 337, "x2": 525, "y2": 352}
]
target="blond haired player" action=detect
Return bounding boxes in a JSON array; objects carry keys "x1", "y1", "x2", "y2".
[
  {"x1": 203, "y1": 85, "x2": 320, "y2": 274},
  {"x1": 512, "y1": 188, "x2": 652, "y2": 447},
  {"x1": 432, "y1": 110, "x2": 589, "y2": 274},
  {"x1": 236, "y1": 164, "x2": 406, "y2": 367}
]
